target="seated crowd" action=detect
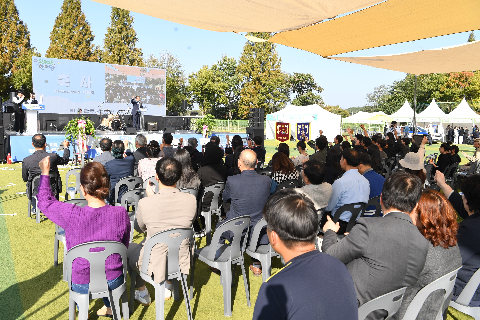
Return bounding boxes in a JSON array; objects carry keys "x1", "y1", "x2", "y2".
[{"x1": 22, "y1": 126, "x2": 480, "y2": 319}]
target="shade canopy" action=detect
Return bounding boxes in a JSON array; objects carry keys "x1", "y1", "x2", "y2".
[
  {"x1": 343, "y1": 111, "x2": 388, "y2": 124},
  {"x1": 92, "y1": 0, "x2": 382, "y2": 32},
  {"x1": 366, "y1": 113, "x2": 392, "y2": 122},
  {"x1": 270, "y1": 0, "x2": 480, "y2": 57},
  {"x1": 417, "y1": 99, "x2": 446, "y2": 123},
  {"x1": 445, "y1": 98, "x2": 480, "y2": 123},
  {"x1": 390, "y1": 100, "x2": 413, "y2": 122},
  {"x1": 329, "y1": 41, "x2": 480, "y2": 75}
]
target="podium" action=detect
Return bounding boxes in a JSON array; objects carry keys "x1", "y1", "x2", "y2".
[
  {"x1": 139, "y1": 107, "x2": 148, "y2": 131},
  {"x1": 22, "y1": 104, "x2": 45, "y2": 134}
]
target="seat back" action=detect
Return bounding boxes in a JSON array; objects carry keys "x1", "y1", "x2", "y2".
[
  {"x1": 140, "y1": 228, "x2": 194, "y2": 278},
  {"x1": 381, "y1": 160, "x2": 391, "y2": 179},
  {"x1": 247, "y1": 219, "x2": 269, "y2": 253},
  {"x1": 275, "y1": 179, "x2": 299, "y2": 192},
  {"x1": 258, "y1": 167, "x2": 272, "y2": 177},
  {"x1": 143, "y1": 176, "x2": 159, "y2": 193},
  {"x1": 402, "y1": 267, "x2": 460, "y2": 320},
  {"x1": 65, "y1": 241, "x2": 127, "y2": 294},
  {"x1": 331, "y1": 202, "x2": 366, "y2": 233},
  {"x1": 425, "y1": 163, "x2": 435, "y2": 184},
  {"x1": 30, "y1": 171, "x2": 60, "y2": 199},
  {"x1": 180, "y1": 188, "x2": 199, "y2": 198},
  {"x1": 364, "y1": 196, "x2": 382, "y2": 217},
  {"x1": 201, "y1": 182, "x2": 225, "y2": 213},
  {"x1": 208, "y1": 216, "x2": 251, "y2": 261},
  {"x1": 358, "y1": 287, "x2": 407, "y2": 320},
  {"x1": 65, "y1": 168, "x2": 84, "y2": 200},
  {"x1": 114, "y1": 176, "x2": 143, "y2": 203},
  {"x1": 444, "y1": 162, "x2": 459, "y2": 178},
  {"x1": 453, "y1": 267, "x2": 480, "y2": 306},
  {"x1": 120, "y1": 189, "x2": 146, "y2": 217}
]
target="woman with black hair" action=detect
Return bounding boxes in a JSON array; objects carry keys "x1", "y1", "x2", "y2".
[
  {"x1": 137, "y1": 140, "x2": 161, "y2": 181},
  {"x1": 104, "y1": 140, "x2": 135, "y2": 204},
  {"x1": 430, "y1": 143, "x2": 452, "y2": 173},
  {"x1": 324, "y1": 149, "x2": 344, "y2": 184},
  {"x1": 174, "y1": 148, "x2": 201, "y2": 189}
]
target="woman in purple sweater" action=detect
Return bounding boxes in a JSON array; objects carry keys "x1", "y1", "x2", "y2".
[{"x1": 37, "y1": 157, "x2": 130, "y2": 318}]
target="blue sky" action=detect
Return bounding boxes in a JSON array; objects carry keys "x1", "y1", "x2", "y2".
[{"x1": 15, "y1": 0, "x2": 479, "y2": 110}]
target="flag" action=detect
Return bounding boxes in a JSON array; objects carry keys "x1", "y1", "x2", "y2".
[
  {"x1": 275, "y1": 122, "x2": 290, "y2": 142},
  {"x1": 296, "y1": 122, "x2": 310, "y2": 140}
]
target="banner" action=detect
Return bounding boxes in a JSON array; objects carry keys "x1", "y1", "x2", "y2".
[
  {"x1": 296, "y1": 122, "x2": 310, "y2": 140},
  {"x1": 275, "y1": 122, "x2": 290, "y2": 142},
  {"x1": 32, "y1": 57, "x2": 166, "y2": 116}
]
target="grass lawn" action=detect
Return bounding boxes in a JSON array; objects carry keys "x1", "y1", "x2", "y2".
[{"x1": 0, "y1": 139, "x2": 476, "y2": 320}]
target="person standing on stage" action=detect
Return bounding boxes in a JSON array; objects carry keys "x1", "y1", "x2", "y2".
[
  {"x1": 12, "y1": 89, "x2": 26, "y2": 134},
  {"x1": 131, "y1": 95, "x2": 141, "y2": 130}
]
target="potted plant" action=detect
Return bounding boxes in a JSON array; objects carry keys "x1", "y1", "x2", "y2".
[{"x1": 64, "y1": 116, "x2": 96, "y2": 166}]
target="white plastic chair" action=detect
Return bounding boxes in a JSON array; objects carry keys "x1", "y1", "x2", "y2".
[
  {"x1": 449, "y1": 268, "x2": 480, "y2": 319},
  {"x1": 358, "y1": 287, "x2": 407, "y2": 320},
  {"x1": 200, "y1": 182, "x2": 225, "y2": 245}
]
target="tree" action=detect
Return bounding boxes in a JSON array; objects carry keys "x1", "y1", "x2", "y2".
[
  {"x1": 237, "y1": 32, "x2": 289, "y2": 118},
  {"x1": 146, "y1": 52, "x2": 189, "y2": 114},
  {"x1": 468, "y1": 31, "x2": 476, "y2": 42},
  {"x1": 322, "y1": 105, "x2": 349, "y2": 118},
  {"x1": 102, "y1": 7, "x2": 144, "y2": 66},
  {"x1": 0, "y1": 0, "x2": 32, "y2": 97},
  {"x1": 289, "y1": 73, "x2": 324, "y2": 106},
  {"x1": 11, "y1": 49, "x2": 41, "y2": 95},
  {"x1": 46, "y1": 0, "x2": 99, "y2": 62}
]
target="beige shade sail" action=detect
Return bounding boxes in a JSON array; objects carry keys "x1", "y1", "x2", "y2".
[
  {"x1": 328, "y1": 41, "x2": 480, "y2": 75},
  {"x1": 91, "y1": 0, "x2": 382, "y2": 32},
  {"x1": 270, "y1": 0, "x2": 480, "y2": 57}
]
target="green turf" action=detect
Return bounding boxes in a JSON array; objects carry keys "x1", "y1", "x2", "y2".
[{"x1": 0, "y1": 140, "x2": 476, "y2": 319}]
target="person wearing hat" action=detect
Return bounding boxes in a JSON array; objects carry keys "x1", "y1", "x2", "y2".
[
  {"x1": 399, "y1": 136, "x2": 427, "y2": 186},
  {"x1": 12, "y1": 89, "x2": 26, "y2": 133},
  {"x1": 460, "y1": 138, "x2": 480, "y2": 173}
]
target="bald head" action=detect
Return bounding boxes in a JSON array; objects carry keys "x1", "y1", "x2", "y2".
[{"x1": 239, "y1": 149, "x2": 257, "y2": 170}]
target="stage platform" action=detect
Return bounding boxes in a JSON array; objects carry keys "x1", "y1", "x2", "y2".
[{"x1": 6, "y1": 130, "x2": 248, "y2": 162}]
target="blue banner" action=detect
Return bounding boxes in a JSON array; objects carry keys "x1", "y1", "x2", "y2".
[{"x1": 296, "y1": 122, "x2": 310, "y2": 140}]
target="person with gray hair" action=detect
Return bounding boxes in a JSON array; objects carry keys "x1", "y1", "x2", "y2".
[
  {"x1": 92, "y1": 137, "x2": 114, "y2": 166},
  {"x1": 133, "y1": 134, "x2": 148, "y2": 175}
]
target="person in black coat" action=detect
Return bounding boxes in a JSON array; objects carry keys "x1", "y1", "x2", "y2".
[
  {"x1": 12, "y1": 90, "x2": 26, "y2": 133},
  {"x1": 431, "y1": 143, "x2": 453, "y2": 174},
  {"x1": 435, "y1": 171, "x2": 480, "y2": 306},
  {"x1": 104, "y1": 140, "x2": 135, "y2": 204},
  {"x1": 22, "y1": 134, "x2": 70, "y2": 200},
  {"x1": 131, "y1": 95, "x2": 141, "y2": 130}
]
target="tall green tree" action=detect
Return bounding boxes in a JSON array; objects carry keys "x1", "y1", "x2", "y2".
[
  {"x1": 146, "y1": 52, "x2": 189, "y2": 114},
  {"x1": 0, "y1": 0, "x2": 32, "y2": 97},
  {"x1": 102, "y1": 7, "x2": 144, "y2": 66},
  {"x1": 237, "y1": 32, "x2": 289, "y2": 119},
  {"x1": 322, "y1": 105, "x2": 349, "y2": 118},
  {"x1": 289, "y1": 72, "x2": 324, "y2": 106},
  {"x1": 46, "y1": 0, "x2": 99, "y2": 62},
  {"x1": 468, "y1": 31, "x2": 476, "y2": 42}
]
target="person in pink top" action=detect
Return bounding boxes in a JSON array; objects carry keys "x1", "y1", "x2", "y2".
[{"x1": 37, "y1": 157, "x2": 130, "y2": 318}]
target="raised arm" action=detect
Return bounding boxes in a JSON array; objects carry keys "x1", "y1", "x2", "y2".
[{"x1": 360, "y1": 124, "x2": 369, "y2": 138}]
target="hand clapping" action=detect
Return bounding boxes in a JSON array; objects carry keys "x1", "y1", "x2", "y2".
[{"x1": 39, "y1": 156, "x2": 51, "y2": 175}]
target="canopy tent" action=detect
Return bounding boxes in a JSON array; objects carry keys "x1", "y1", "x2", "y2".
[
  {"x1": 366, "y1": 113, "x2": 392, "y2": 122},
  {"x1": 390, "y1": 100, "x2": 413, "y2": 122},
  {"x1": 92, "y1": 0, "x2": 381, "y2": 32},
  {"x1": 266, "y1": 104, "x2": 341, "y2": 142},
  {"x1": 343, "y1": 111, "x2": 375, "y2": 123},
  {"x1": 416, "y1": 99, "x2": 446, "y2": 123},
  {"x1": 445, "y1": 98, "x2": 480, "y2": 124},
  {"x1": 328, "y1": 41, "x2": 480, "y2": 75},
  {"x1": 270, "y1": 0, "x2": 480, "y2": 57}
]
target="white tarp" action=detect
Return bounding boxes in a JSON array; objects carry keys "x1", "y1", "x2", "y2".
[
  {"x1": 390, "y1": 100, "x2": 413, "y2": 122},
  {"x1": 417, "y1": 99, "x2": 446, "y2": 123},
  {"x1": 343, "y1": 111, "x2": 388, "y2": 124},
  {"x1": 445, "y1": 98, "x2": 480, "y2": 124},
  {"x1": 266, "y1": 104, "x2": 341, "y2": 142}
]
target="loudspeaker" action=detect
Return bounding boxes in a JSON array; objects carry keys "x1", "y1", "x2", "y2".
[
  {"x1": 147, "y1": 122, "x2": 157, "y2": 131},
  {"x1": 249, "y1": 108, "x2": 264, "y2": 128},
  {"x1": 125, "y1": 127, "x2": 137, "y2": 135},
  {"x1": 0, "y1": 126, "x2": 5, "y2": 161},
  {"x1": 165, "y1": 127, "x2": 175, "y2": 133}
]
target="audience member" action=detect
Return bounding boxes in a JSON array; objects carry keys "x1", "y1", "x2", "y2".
[
  {"x1": 225, "y1": 135, "x2": 243, "y2": 171},
  {"x1": 399, "y1": 136, "x2": 427, "y2": 185},
  {"x1": 376, "y1": 139, "x2": 388, "y2": 160},
  {"x1": 252, "y1": 189, "x2": 358, "y2": 320},
  {"x1": 128, "y1": 157, "x2": 197, "y2": 303},
  {"x1": 299, "y1": 160, "x2": 332, "y2": 211},
  {"x1": 252, "y1": 136, "x2": 266, "y2": 163},
  {"x1": 330, "y1": 135, "x2": 343, "y2": 153},
  {"x1": 137, "y1": 140, "x2": 161, "y2": 181},
  {"x1": 323, "y1": 172, "x2": 429, "y2": 319},
  {"x1": 366, "y1": 145, "x2": 383, "y2": 173},
  {"x1": 22, "y1": 134, "x2": 70, "y2": 201},
  {"x1": 341, "y1": 140, "x2": 351, "y2": 151},
  {"x1": 92, "y1": 137, "x2": 114, "y2": 166},
  {"x1": 229, "y1": 146, "x2": 245, "y2": 176},
  {"x1": 104, "y1": 140, "x2": 135, "y2": 204},
  {"x1": 399, "y1": 138, "x2": 411, "y2": 157},
  {"x1": 435, "y1": 172, "x2": 480, "y2": 306},
  {"x1": 186, "y1": 137, "x2": 203, "y2": 171},
  {"x1": 320, "y1": 149, "x2": 369, "y2": 234},
  {"x1": 461, "y1": 138, "x2": 480, "y2": 172},
  {"x1": 174, "y1": 149, "x2": 201, "y2": 190},
  {"x1": 37, "y1": 159, "x2": 130, "y2": 317},
  {"x1": 133, "y1": 134, "x2": 148, "y2": 175},
  {"x1": 451, "y1": 145, "x2": 461, "y2": 164},
  {"x1": 358, "y1": 153, "x2": 385, "y2": 200},
  {"x1": 271, "y1": 152, "x2": 299, "y2": 186},
  {"x1": 309, "y1": 136, "x2": 328, "y2": 163},
  {"x1": 277, "y1": 142, "x2": 290, "y2": 158},
  {"x1": 431, "y1": 143, "x2": 452, "y2": 173},
  {"x1": 292, "y1": 140, "x2": 309, "y2": 167},
  {"x1": 394, "y1": 190, "x2": 461, "y2": 320},
  {"x1": 160, "y1": 132, "x2": 175, "y2": 158},
  {"x1": 221, "y1": 149, "x2": 272, "y2": 276},
  {"x1": 324, "y1": 148, "x2": 344, "y2": 184}
]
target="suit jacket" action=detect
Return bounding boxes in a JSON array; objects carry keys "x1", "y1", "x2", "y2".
[
  {"x1": 22, "y1": 148, "x2": 70, "y2": 199},
  {"x1": 133, "y1": 147, "x2": 148, "y2": 175},
  {"x1": 104, "y1": 155, "x2": 135, "y2": 204},
  {"x1": 448, "y1": 191, "x2": 480, "y2": 301},
  {"x1": 323, "y1": 211, "x2": 429, "y2": 319},
  {"x1": 127, "y1": 188, "x2": 196, "y2": 284},
  {"x1": 309, "y1": 149, "x2": 327, "y2": 163},
  {"x1": 131, "y1": 98, "x2": 140, "y2": 115},
  {"x1": 92, "y1": 150, "x2": 114, "y2": 166}
]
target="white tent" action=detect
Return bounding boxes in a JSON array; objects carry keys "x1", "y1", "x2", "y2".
[
  {"x1": 417, "y1": 98, "x2": 446, "y2": 123},
  {"x1": 445, "y1": 98, "x2": 480, "y2": 124},
  {"x1": 266, "y1": 104, "x2": 341, "y2": 142},
  {"x1": 390, "y1": 100, "x2": 414, "y2": 122},
  {"x1": 343, "y1": 111, "x2": 388, "y2": 124}
]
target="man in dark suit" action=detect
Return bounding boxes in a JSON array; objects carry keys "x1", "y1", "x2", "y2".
[
  {"x1": 22, "y1": 134, "x2": 70, "y2": 200},
  {"x1": 132, "y1": 134, "x2": 148, "y2": 175},
  {"x1": 251, "y1": 136, "x2": 266, "y2": 163},
  {"x1": 322, "y1": 172, "x2": 429, "y2": 319},
  {"x1": 131, "y1": 95, "x2": 141, "y2": 130},
  {"x1": 12, "y1": 90, "x2": 26, "y2": 133}
]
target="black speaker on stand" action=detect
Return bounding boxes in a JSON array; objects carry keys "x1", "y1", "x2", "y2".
[{"x1": 125, "y1": 127, "x2": 137, "y2": 135}]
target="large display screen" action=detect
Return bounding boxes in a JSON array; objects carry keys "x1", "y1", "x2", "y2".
[{"x1": 32, "y1": 57, "x2": 166, "y2": 116}]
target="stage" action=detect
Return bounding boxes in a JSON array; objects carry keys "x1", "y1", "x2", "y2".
[{"x1": 6, "y1": 130, "x2": 248, "y2": 162}]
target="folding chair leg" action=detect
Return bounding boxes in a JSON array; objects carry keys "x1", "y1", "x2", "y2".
[
  {"x1": 62, "y1": 244, "x2": 68, "y2": 282},
  {"x1": 190, "y1": 255, "x2": 196, "y2": 300},
  {"x1": 180, "y1": 274, "x2": 193, "y2": 320},
  {"x1": 172, "y1": 279, "x2": 181, "y2": 301},
  {"x1": 121, "y1": 288, "x2": 130, "y2": 320},
  {"x1": 240, "y1": 261, "x2": 251, "y2": 307},
  {"x1": 154, "y1": 282, "x2": 166, "y2": 320},
  {"x1": 128, "y1": 267, "x2": 136, "y2": 314},
  {"x1": 69, "y1": 297, "x2": 76, "y2": 320},
  {"x1": 108, "y1": 291, "x2": 121, "y2": 320},
  {"x1": 203, "y1": 212, "x2": 212, "y2": 246},
  {"x1": 54, "y1": 237, "x2": 59, "y2": 267},
  {"x1": 260, "y1": 256, "x2": 271, "y2": 283},
  {"x1": 28, "y1": 199, "x2": 31, "y2": 218},
  {"x1": 220, "y1": 265, "x2": 233, "y2": 316}
]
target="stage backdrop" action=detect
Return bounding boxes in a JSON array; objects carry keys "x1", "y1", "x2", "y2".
[{"x1": 32, "y1": 57, "x2": 167, "y2": 116}]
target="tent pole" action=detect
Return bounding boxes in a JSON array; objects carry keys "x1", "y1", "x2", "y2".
[{"x1": 413, "y1": 75, "x2": 417, "y2": 134}]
